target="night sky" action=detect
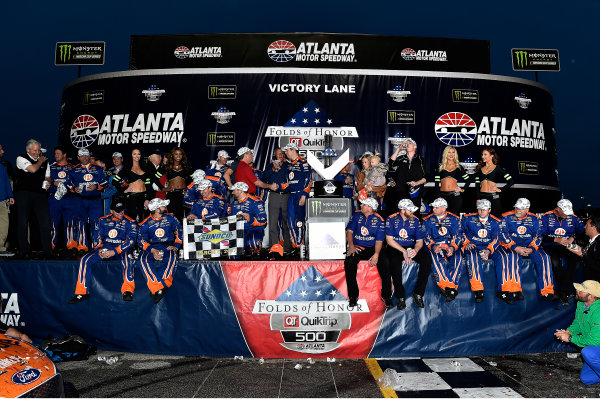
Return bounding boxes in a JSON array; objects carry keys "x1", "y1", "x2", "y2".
[{"x1": 1, "y1": 0, "x2": 597, "y2": 207}]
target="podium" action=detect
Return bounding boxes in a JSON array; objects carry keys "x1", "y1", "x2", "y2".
[{"x1": 305, "y1": 198, "x2": 352, "y2": 260}]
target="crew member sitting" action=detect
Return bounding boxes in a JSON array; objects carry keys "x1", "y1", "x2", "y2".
[
  {"x1": 138, "y1": 198, "x2": 183, "y2": 304},
  {"x1": 68, "y1": 200, "x2": 137, "y2": 304},
  {"x1": 422, "y1": 197, "x2": 463, "y2": 302}
]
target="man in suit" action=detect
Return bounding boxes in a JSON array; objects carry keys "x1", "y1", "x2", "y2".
[{"x1": 566, "y1": 211, "x2": 600, "y2": 281}]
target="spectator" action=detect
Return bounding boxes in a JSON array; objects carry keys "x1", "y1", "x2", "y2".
[
  {"x1": 138, "y1": 198, "x2": 183, "y2": 304},
  {"x1": 68, "y1": 200, "x2": 137, "y2": 304},
  {"x1": 565, "y1": 211, "x2": 600, "y2": 282},
  {"x1": 262, "y1": 147, "x2": 292, "y2": 252},
  {"x1": 378, "y1": 199, "x2": 431, "y2": 309},
  {"x1": 555, "y1": 280, "x2": 600, "y2": 385},
  {"x1": 234, "y1": 147, "x2": 276, "y2": 195},
  {"x1": 228, "y1": 182, "x2": 267, "y2": 255},
  {"x1": 344, "y1": 197, "x2": 385, "y2": 308},
  {"x1": 14, "y1": 139, "x2": 52, "y2": 258},
  {"x1": 163, "y1": 147, "x2": 192, "y2": 221},
  {"x1": 0, "y1": 143, "x2": 15, "y2": 256},
  {"x1": 186, "y1": 179, "x2": 227, "y2": 221},
  {"x1": 355, "y1": 152, "x2": 373, "y2": 194},
  {"x1": 147, "y1": 150, "x2": 165, "y2": 196},
  {"x1": 422, "y1": 198, "x2": 463, "y2": 302},
  {"x1": 364, "y1": 154, "x2": 388, "y2": 201},
  {"x1": 383, "y1": 138, "x2": 427, "y2": 219},
  {"x1": 541, "y1": 199, "x2": 586, "y2": 304}
]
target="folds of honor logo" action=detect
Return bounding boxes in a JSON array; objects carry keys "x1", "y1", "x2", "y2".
[{"x1": 222, "y1": 263, "x2": 385, "y2": 357}]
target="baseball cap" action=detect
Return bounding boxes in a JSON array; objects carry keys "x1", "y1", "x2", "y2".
[
  {"x1": 218, "y1": 150, "x2": 231, "y2": 159},
  {"x1": 360, "y1": 197, "x2": 379, "y2": 211},
  {"x1": 573, "y1": 280, "x2": 600, "y2": 298},
  {"x1": 398, "y1": 199, "x2": 418, "y2": 212},
  {"x1": 229, "y1": 182, "x2": 249, "y2": 192},
  {"x1": 557, "y1": 199, "x2": 574, "y2": 216},
  {"x1": 430, "y1": 198, "x2": 448, "y2": 208},
  {"x1": 196, "y1": 179, "x2": 212, "y2": 190},
  {"x1": 514, "y1": 198, "x2": 531, "y2": 209},
  {"x1": 282, "y1": 142, "x2": 299, "y2": 151},
  {"x1": 477, "y1": 199, "x2": 492, "y2": 210},
  {"x1": 78, "y1": 148, "x2": 90, "y2": 156},
  {"x1": 112, "y1": 152, "x2": 123, "y2": 158},
  {"x1": 237, "y1": 147, "x2": 253, "y2": 157},
  {"x1": 148, "y1": 198, "x2": 170, "y2": 212},
  {"x1": 192, "y1": 169, "x2": 206, "y2": 180},
  {"x1": 111, "y1": 201, "x2": 126, "y2": 212}
]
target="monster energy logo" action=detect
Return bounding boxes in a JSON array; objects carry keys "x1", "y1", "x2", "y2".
[
  {"x1": 311, "y1": 200, "x2": 323, "y2": 215},
  {"x1": 207, "y1": 133, "x2": 217, "y2": 145},
  {"x1": 453, "y1": 90, "x2": 462, "y2": 101},
  {"x1": 206, "y1": 132, "x2": 235, "y2": 146},
  {"x1": 208, "y1": 85, "x2": 237, "y2": 99},
  {"x1": 519, "y1": 162, "x2": 527, "y2": 173},
  {"x1": 518, "y1": 161, "x2": 538, "y2": 175},
  {"x1": 84, "y1": 92, "x2": 91, "y2": 103},
  {"x1": 514, "y1": 50, "x2": 528, "y2": 68},
  {"x1": 58, "y1": 44, "x2": 72, "y2": 62},
  {"x1": 209, "y1": 86, "x2": 219, "y2": 98},
  {"x1": 387, "y1": 110, "x2": 415, "y2": 124}
]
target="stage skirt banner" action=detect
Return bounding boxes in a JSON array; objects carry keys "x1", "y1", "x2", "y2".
[
  {"x1": 183, "y1": 215, "x2": 245, "y2": 259},
  {"x1": 0, "y1": 259, "x2": 575, "y2": 358},
  {"x1": 58, "y1": 68, "x2": 559, "y2": 209}
]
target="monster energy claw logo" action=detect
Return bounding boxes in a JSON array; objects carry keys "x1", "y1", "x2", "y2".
[
  {"x1": 59, "y1": 44, "x2": 72, "y2": 62},
  {"x1": 210, "y1": 86, "x2": 218, "y2": 97},
  {"x1": 312, "y1": 200, "x2": 323, "y2": 215},
  {"x1": 207, "y1": 133, "x2": 217, "y2": 145},
  {"x1": 453, "y1": 90, "x2": 462, "y2": 101},
  {"x1": 515, "y1": 51, "x2": 528, "y2": 68}
]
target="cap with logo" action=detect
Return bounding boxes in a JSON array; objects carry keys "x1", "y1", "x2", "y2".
[
  {"x1": 78, "y1": 148, "x2": 90, "y2": 157},
  {"x1": 360, "y1": 197, "x2": 379, "y2": 211},
  {"x1": 557, "y1": 199, "x2": 574, "y2": 216},
  {"x1": 430, "y1": 198, "x2": 448, "y2": 208},
  {"x1": 111, "y1": 201, "x2": 126, "y2": 212},
  {"x1": 192, "y1": 169, "x2": 206, "y2": 181},
  {"x1": 229, "y1": 182, "x2": 249, "y2": 192},
  {"x1": 237, "y1": 147, "x2": 253, "y2": 157},
  {"x1": 148, "y1": 198, "x2": 170, "y2": 212},
  {"x1": 218, "y1": 150, "x2": 230, "y2": 159},
  {"x1": 514, "y1": 198, "x2": 531, "y2": 209},
  {"x1": 573, "y1": 280, "x2": 600, "y2": 298},
  {"x1": 398, "y1": 199, "x2": 418, "y2": 212},
  {"x1": 112, "y1": 152, "x2": 123, "y2": 158},
  {"x1": 282, "y1": 142, "x2": 299, "y2": 152},
  {"x1": 196, "y1": 179, "x2": 213, "y2": 191},
  {"x1": 477, "y1": 199, "x2": 492, "y2": 210}
]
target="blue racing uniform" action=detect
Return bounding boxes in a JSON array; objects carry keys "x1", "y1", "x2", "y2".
[
  {"x1": 189, "y1": 193, "x2": 228, "y2": 220},
  {"x1": 73, "y1": 214, "x2": 137, "y2": 296},
  {"x1": 205, "y1": 163, "x2": 228, "y2": 198},
  {"x1": 422, "y1": 212, "x2": 463, "y2": 291},
  {"x1": 499, "y1": 211, "x2": 555, "y2": 296},
  {"x1": 48, "y1": 161, "x2": 77, "y2": 250},
  {"x1": 68, "y1": 163, "x2": 108, "y2": 251},
  {"x1": 280, "y1": 157, "x2": 311, "y2": 248},
  {"x1": 229, "y1": 194, "x2": 267, "y2": 253},
  {"x1": 138, "y1": 213, "x2": 183, "y2": 295},
  {"x1": 461, "y1": 213, "x2": 501, "y2": 292}
]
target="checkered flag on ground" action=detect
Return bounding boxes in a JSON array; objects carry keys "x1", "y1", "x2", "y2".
[{"x1": 183, "y1": 215, "x2": 245, "y2": 259}]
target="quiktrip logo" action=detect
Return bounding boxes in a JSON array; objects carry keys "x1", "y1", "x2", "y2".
[
  {"x1": 222, "y1": 261, "x2": 385, "y2": 358},
  {"x1": 211, "y1": 106, "x2": 236, "y2": 124},
  {"x1": 267, "y1": 40, "x2": 356, "y2": 63}
]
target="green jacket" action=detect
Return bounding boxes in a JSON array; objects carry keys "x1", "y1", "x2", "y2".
[{"x1": 568, "y1": 299, "x2": 600, "y2": 347}]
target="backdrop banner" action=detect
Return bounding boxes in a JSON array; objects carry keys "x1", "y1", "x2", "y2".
[
  {"x1": 0, "y1": 259, "x2": 575, "y2": 358},
  {"x1": 58, "y1": 69, "x2": 558, "y2": 208},
  {"x1": 129, "y1": 33, "x2": 490, "y2": 73}
]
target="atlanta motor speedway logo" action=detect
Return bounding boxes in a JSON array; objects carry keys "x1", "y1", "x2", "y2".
[{"x1": 267, "y1": 40, "x2": 356, "y2": 63}]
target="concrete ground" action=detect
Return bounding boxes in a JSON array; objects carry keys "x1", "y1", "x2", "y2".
[{"x1": 56, "y1": 351, "x2": 599, "y2": 398}]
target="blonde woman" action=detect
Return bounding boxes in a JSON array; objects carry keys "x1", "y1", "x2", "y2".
[{"x1": 434, "y1": 146, "x2": 470, "y2": 215}]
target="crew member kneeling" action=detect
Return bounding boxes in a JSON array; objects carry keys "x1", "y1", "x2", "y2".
[
  {"x1": 228, "y1": 182, "x2": 267, "y2": 254},
  {"x1": 379, "y1": 199, "x2": 431, "y2": 310},
  {"x1": 344, "y1": 197, "x2": 385, "y2": 308},
  {"x1": 138, "y1": 198, "x2": 183, "y2": 304},
  {"x1": 68, "y1": 200, "x2": 137, "y2": 304}
]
